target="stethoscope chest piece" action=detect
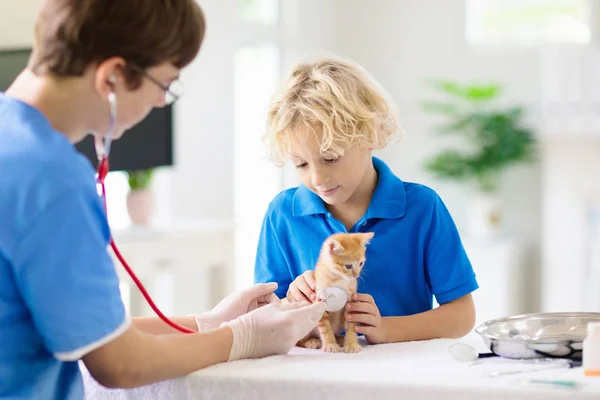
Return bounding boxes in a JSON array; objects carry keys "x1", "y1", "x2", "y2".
[{"x1": 317, "y1": 286, "x2": 349, "y2": 312}]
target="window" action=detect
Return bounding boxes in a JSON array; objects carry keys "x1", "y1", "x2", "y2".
[
  {"x1": 233, "y1": 0, "x2": 282, "y2": 290},
  {"x1": 466, "y1": 0, "x2": 591, "y2": 46},
  {"x1": 239, "y1": 0, "x2": 278, "y2": 24}
]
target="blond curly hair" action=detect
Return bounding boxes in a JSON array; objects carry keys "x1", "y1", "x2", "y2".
[{"x1": 263, "y1": 58, "x2": 402, "y2": 166}]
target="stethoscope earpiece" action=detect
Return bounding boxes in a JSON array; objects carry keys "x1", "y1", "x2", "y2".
[{"x1": 94, "y1": 91, "x2": 117, "y2": 183}]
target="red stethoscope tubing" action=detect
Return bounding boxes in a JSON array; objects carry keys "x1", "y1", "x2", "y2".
[{"x1": 97, "y1": 157, "x2": 194, "y2": 334}]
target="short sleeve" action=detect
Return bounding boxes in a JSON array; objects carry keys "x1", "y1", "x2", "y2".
[
  {"x1": 424, "y1": 195, "x2": 478, "y2": 304},
  {"x1": 254, "y1": 210, "x2": 292, "y2": 299},
  {"x1": 11, "y1": 187, "x2": 128, "y2": 361}
]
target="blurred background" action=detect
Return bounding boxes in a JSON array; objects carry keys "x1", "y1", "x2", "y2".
[{"x1": 2, "y1": 0, "x2": 599, "y2": 325}]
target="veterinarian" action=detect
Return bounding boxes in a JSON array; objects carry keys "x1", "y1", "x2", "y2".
[{"x1": 0, "y1": 1, "x2": 325, "y2": 399}]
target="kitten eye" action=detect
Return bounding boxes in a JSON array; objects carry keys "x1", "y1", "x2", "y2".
[
  {"x1": 359, "y1": 261, "x2": 364, "y2": 267},
  {"x1": 345, "y1": 264, "x2": 353, "y2": 270}
]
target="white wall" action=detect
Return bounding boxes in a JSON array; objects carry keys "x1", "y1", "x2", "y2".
[
  {"x1": 541, "y1": 137, "x2": 600, "y2": 312},
  {"x1": 0, "y1": 0, "x2": 44, "y2": 49},
  {"x1": 169, "y1": 0, "x2": 236, "y2": 222}
]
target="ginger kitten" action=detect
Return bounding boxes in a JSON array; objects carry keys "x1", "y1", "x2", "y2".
[{"x1": 294, "y1": 232, "x2": 374, "y2": 353}]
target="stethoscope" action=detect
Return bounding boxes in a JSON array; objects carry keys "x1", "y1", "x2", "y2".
[{"x1": 94, "y1": 92, "x2": 194, "y2": 334}]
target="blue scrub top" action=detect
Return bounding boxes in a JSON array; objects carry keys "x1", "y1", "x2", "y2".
[
  {"x1": 254, "y1": 157, "x2": 478, "y2": 316},
  {"x1": 0, "y1": 93, "x2": 128, "y2": 399}
]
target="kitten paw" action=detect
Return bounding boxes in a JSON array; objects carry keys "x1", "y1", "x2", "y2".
[
  {"x1": 299, "y1": 337, "x2": 321, "y2": 349},
  {"x1": 344, "y1": 343, "x2": 362, "y2": 353},
  {"x1": 322, "y1": 343, "x2": 341, "y2": 353}
]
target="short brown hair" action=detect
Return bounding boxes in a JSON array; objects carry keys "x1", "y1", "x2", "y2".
[{"x1": 30, "y1": 0, "x2": 206, "y2": 89}]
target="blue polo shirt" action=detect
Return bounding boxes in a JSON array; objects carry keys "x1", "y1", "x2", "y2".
[
  {"x1": 0, "y1": 93, "x2": 128, "y2": 399},
  {"x1": 254, "y1": 157, "x2": 478, "y2": 316}
]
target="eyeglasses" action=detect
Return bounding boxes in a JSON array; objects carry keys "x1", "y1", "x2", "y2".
[{"x1": 128, "y1": 63, "x2": 184, "y2": 105}]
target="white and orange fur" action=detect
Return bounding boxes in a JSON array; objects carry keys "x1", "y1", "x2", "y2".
[{"x1": 291, "y1": 232, "x2": 374, "y2": 353}]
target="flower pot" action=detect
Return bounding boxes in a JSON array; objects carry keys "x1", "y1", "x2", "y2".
[{"x1": 126, "y1": 189, "x2": 154, "y2": 226}]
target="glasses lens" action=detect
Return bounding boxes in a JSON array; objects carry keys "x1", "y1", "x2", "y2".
[{"x1": 165, "y1": 80, "x2": 184, "y2": 104}]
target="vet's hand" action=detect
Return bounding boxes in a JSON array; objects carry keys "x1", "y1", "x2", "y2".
[
  {"x1": 286, "y1": 270, "x2": 316, "y2": 303},
  {"x1": 225, "y1": 301, "x2": 327, "y2": 360},
  {"x1": 346, "y1": 293, "x2": 387, "y2": 344},
  {"x1": 195, "y1": 283, "x2": 280, "y2": 332}
]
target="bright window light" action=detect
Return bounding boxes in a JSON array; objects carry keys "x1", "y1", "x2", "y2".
[{"x1": 466, "y1": 0, "x2": 591, "y2": 46}]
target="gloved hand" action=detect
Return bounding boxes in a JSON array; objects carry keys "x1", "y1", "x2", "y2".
[
  {"x1": 224, "y1": 301, "x2": 327, "y2": 361},
  {"x1": 194, "y1": 282, "x2": 280, "y2": 332}
]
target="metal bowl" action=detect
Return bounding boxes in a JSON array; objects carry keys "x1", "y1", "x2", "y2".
[{"x1": 475, "y1": 312, "x2": 600, "y2": 360}]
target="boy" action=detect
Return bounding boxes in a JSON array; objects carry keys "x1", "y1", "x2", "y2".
[{"x1": 255, "y1": 58, "x2": 477, "y2": 345}]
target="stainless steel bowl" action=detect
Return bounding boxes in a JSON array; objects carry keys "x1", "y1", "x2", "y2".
[{"x1": 475, "y1": 312, "x2": 600, "y2": 360}]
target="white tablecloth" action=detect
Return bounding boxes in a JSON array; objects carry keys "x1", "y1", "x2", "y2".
[{"x1": 82, "y1": 333, "x2": 600, "y2": 400}]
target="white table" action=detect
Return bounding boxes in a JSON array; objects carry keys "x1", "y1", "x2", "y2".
[{"x1": 82, "y1": 333, "x2": 600, "y2": 400}]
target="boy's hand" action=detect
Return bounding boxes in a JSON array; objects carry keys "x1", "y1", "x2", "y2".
[
  {"x1": 286, "y1": 271, "x2": 316, "y2": 303},
  {"x1": 346, "y1": 293, "x2": 387, "y2": 344}
]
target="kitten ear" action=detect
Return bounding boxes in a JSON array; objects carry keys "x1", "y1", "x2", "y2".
[
  {"x1": 328, "y1": 238, "x2": 344, "y2": 254},
  {"x1": 360, "y1": 232, "x2": 375, "y2": 246}
]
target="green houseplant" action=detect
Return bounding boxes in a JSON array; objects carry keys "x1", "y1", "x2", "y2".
[
  {"x1": 422, "y1": 81, "x2": 536, "y2": 193},
  {"x1": 125, "y1": 169, "x2": 155, "y2": 226},
  {"x1": 126, "y1": 169, "x2": 154, "y2": 190},
  {"x1": 422, "y1": 81, "x2": 537, "y2": 236}
]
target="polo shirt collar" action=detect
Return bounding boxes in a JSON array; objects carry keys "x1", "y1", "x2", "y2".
[
  {"x1": 292, "y1": 156, "x2": 406, "y2": 219},
  {"x1": 366, "y1": 157, "x2": 406, "y2": 219},
  {"x1": 292, "y1": 184, "x2": 327, "y2": 216}
]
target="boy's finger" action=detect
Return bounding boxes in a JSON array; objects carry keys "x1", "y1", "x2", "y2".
[
  {"x1": 345, "y1": 301, "x2": 374, "y2": 314},
  {"x1": 289, "y1": 286, "x2": 311, "y2": 303},
  {"x1": 352, "y1": 293, "x2": 375, "y2": 304},
  {"x1": 296, "y1": 278, "x2": 315, "y2": 298},
  {"x1": 354, "y1": 325, "x2": 376, "y2": 335},
  {"x1": 303, "y1": 270, "x2": 316, "y2": 290},
  {"x1": 347, "y1": 312, "x2": 378, "y2": 327}
]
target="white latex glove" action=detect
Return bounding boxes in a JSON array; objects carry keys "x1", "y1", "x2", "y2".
[
  {"x1": 223, "y1": 301, "x2": 327, "y2": 361},
  {"x1": 194, "y1": 282, "x2": 280, "y2": 332}
]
